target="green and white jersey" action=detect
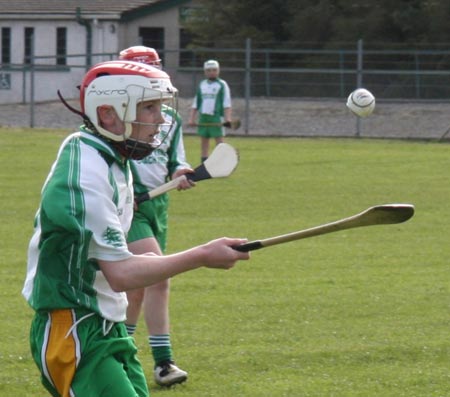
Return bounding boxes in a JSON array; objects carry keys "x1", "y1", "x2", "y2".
[
  {"x1": 130, "y1": 106, "x2": 190, "y2": 195},
  {"x1": 22, "y1": 130, "x2": 134, "y2": 322},
  {"x1": 192, "y1": 78, "x2": 231, "y2": 117}
]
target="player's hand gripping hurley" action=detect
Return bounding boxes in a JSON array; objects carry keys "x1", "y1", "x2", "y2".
[
  {"x1": 135, "y1": 143, "x2": 239, "y2": 204},
  {"x1": 233, "y1": 204, "x2": 414, "y2": 252}
]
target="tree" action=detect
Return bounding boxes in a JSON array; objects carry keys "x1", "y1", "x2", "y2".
[
  {"x1": 184, "y1": 0, "x2": 290, "y2": 47},
  {"x1": 185, "y1": 0, "x2": 450, "y2": 48}
]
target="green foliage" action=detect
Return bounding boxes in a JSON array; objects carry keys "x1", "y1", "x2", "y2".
[
  {"x1": 186, "y1": 0, "x2": 450, "y2": 47},
  {"x1": 184, "y1": 0, "x2": 291, "y2": 46},
  {"x1": 1, "y1": 128, "x2": 450, "y2": 396}
]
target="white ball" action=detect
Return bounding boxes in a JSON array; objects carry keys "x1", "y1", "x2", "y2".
[{"x1": 346, "y1": 88, "x2": 375, "y2": 117}]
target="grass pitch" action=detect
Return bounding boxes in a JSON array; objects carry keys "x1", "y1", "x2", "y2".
[{"x1": 1, "y1": 128, "x2": 449, "y2": 396}]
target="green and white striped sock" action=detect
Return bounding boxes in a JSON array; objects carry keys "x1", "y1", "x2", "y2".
[
  {"x1": 125, "y1": 323, "x2": 137, "y2": 336},
  {"x1": 149, "y1": 334, "x2": 173, "y2": 367}
]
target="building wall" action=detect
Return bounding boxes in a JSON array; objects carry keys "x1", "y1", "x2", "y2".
[
  {"x1": 0, "y1": 18, "x2": 119, "y2": 103},
  {"x1": 119, "y1": 0, "x2": 200, "y2": 97},
  {"x1": 0, "y1": 20, "x2": 88, "y2": 65},
  {"x1": 90, "y1": 19, "x2": 120, "y2": 63},
  {"x1": 0, "y1": 1, "x2": 195, "y2": 104},
  {"x1": 121, "y1": 6, "x2": 182, "y2": 67}
]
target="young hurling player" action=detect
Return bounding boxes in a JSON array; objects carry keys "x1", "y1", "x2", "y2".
[
  {"x1": 188, "y1": 59, "x2": 232, "y2": 162},
  {"x1": 22, "y1": 60, "x2": 250, "y2": 397},
  {"x1": 119, "y1": 46, "x2": 192, "y2": 386}
]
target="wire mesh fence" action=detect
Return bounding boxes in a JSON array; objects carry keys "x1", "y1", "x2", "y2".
[{"x1": 0, "y1": 39, "x2": 449, "y2": 137}]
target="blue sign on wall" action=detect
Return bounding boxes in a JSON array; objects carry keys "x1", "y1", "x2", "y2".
[{"x1": 0, "y1": 73, "x2": 11, "y2": 90}]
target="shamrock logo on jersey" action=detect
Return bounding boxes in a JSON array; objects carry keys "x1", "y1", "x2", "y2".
[{"x1": 103, "y1": 226, "x2": 125, "y2": 248}]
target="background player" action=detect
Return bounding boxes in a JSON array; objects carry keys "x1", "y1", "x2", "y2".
[
  {"x1": 119, "y1": 46, "x2": 192, "y2": 386},
  {"x1": 188, "y1": 59, "x2": 232, "y2": 162},
  {"x1": 23, "y1": 60, "x2": 249, "y2": 397}
]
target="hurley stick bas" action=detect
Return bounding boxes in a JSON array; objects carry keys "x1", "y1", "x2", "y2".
[
  {"x1": 232, "y1": 204, "x2": 414, "y2": 252},
  {"x1": 135, "y1": 142, "x2": 239, "y2": 205}
]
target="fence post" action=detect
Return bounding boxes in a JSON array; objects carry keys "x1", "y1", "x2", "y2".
[
  {"x1": 192, "y1": 51, "x2": 197, "y2": 97},
  {"x1": 22, "y1": 66, "x2": 27, "y2": 104},
  {"x1": 244, "y1": 38, "x2": 251, "y2": 134},
  {"x1": 339, "y1": 50, "x2": 345, "y2": 97},
  {"x1": 265, "y1": 49, "x2": 271, "y2": 97},
  {"x1": 30, "y1": 35, "x2": 35, "y2": 128},
  {"x1": 355, "y1": 39, "x2": 363, "y2": 137},
  {"x1": 414, "y1": 52, "x2": 421, "y2": 99}
]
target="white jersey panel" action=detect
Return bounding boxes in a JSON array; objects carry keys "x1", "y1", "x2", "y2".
[{"x1": 131, "y1": 109, "x2": 190, "y2": 190}]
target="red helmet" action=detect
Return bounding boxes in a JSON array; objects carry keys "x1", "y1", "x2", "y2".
[
  {"x1": 119, "y1": 46, "x2": 162, "y2": 68},
  {"x1": 79, "y1": 60, "x2": 176, "y2": 142}
]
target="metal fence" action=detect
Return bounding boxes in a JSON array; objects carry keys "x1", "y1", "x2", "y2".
[
  {"x1": 1, "y1": 39, "x2": 449, "y2": 135},
  {"x1": 3, "y1": 39, "x2": 450, "y2": 100},
  {"x1": 171, "y1": 39, "x2": 450, "y2": 100}
]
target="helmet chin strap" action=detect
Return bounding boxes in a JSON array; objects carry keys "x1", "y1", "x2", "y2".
[
  {"x1": 58, "y1": 89, "x2": 98, "y2": 133},
  {"x1": 114, "y1": 122, "x2": 163, "y2": 160},
  {"x1": 113, "y1": 138, "x2": 157, "y2": 160}
]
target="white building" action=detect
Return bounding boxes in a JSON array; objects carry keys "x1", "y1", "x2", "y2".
[{"x1": 0, "y1": 0, "x2": 198, "y2": 104}]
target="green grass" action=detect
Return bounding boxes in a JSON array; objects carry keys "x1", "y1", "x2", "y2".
[{"x1": 1, "y1": 128, "x2": 449, "y2": 396}]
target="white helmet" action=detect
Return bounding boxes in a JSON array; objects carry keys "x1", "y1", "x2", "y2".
[
  {"x1": 80, "y1": 60, "x2": 177, "y2": 142},
  {"x1": 204, "y1": 59, "x2": 220, "y2": 70},
  {"x1": 119, "y1": 46, "x2": 162, "y2": 69}
]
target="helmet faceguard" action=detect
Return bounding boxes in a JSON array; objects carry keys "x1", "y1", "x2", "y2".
[
  {"x1": 119, "y1": 46, "x2": 162, "y2": 69},
  {"x1": 77, "y1": 60, "x2": 178, "y2": 158},
  {"x1": 115, "y1": 134, "x2": 162, "y2": 160}
]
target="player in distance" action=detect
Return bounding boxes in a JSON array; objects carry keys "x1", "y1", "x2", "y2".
[{"x1": 188, "y1": 59, "x2": 233, "y2": 162}]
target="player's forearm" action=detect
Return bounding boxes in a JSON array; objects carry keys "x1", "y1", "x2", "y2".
[
  {"x1": 224, "y1": 107, "x2": 232, "y2": 121},
  {"x1": 188, "y1": 108, "x2": 198, "y2": 124},
  {"x1": 99, "y1": 237, "x2": 249, "y2": 291},
  {"x1": 99, "y1": 248, "x2": 205, "y2": 291}
]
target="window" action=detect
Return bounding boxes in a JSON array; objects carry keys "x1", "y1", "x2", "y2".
[
  {"x1": 56, "y1": 27, "x2": 67, "y2": 65},
  {"x1": 1, "y1": 27, "x2": 11, "y2": 65},
  {"x1": 24, "y1": 27, "x2": 34, "y2": 64},
  {"x1": 179, "y1": 28, "x2": 195, "y2": 67},
  {"x1": 139, "y1": 27, "x2": 164, "y2": 63}
]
